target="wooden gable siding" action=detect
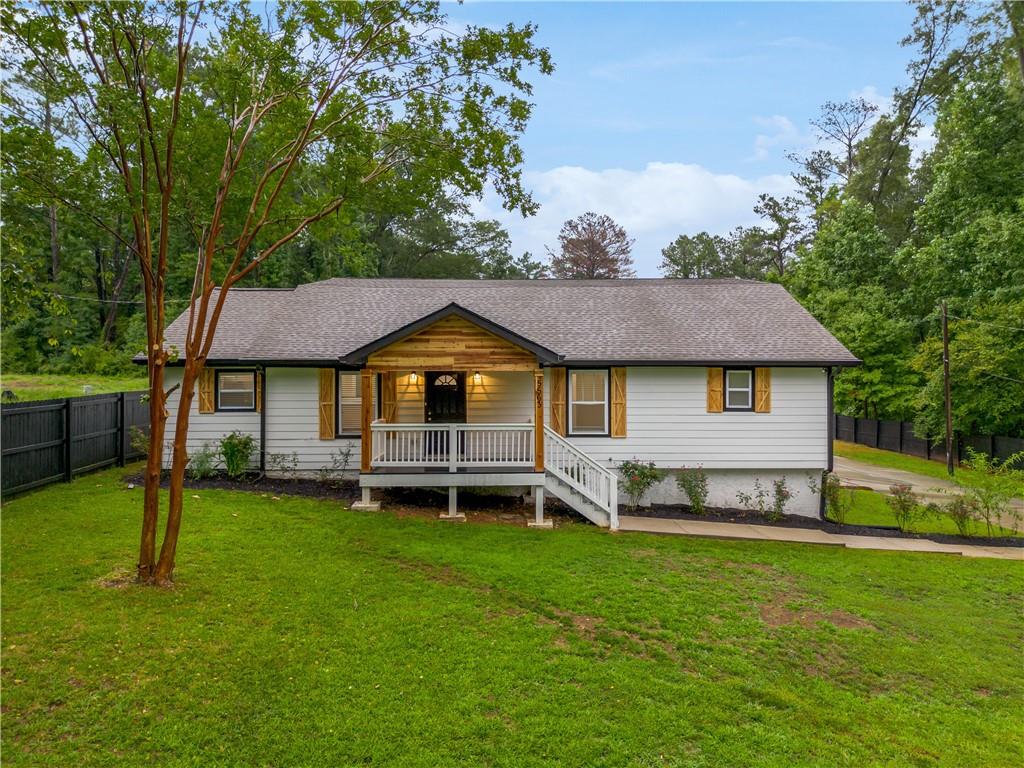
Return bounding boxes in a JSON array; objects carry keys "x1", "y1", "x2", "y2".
[{"x1": 366, "y1": 315, "x2": 538, "y2": 371}]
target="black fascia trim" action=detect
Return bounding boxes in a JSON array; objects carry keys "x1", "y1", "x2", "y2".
[{"x1": 338, "y1": 303, "x2": 562, "y2": 365}]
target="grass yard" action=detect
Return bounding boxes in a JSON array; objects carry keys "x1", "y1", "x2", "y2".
[
  {"x1": 0, "y1": 373, "x2": 149, "y2": 402},
  {"x1": 833, "y1": 488, "x2": 1019, "y2": 537},
  {"x1": 3, "y1": 468, "x2": 1023, "y2": 767}
]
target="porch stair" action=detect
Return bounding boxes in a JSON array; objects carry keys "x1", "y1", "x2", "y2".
[{"x1": 542, "y1": 426, "x2": 619, "y2": 530}]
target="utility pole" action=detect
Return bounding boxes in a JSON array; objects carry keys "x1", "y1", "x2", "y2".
[{"x1": 942, "y1": 301, "x2": 954, "y2": 476}]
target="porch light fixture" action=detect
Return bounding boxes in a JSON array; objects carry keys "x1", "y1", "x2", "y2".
[
  {"x1": 408, "y1": 372, "x2": 418, "y2": 384},
  {"x1": 472, "y1": 371, "x2": 482, "y2": 384}
]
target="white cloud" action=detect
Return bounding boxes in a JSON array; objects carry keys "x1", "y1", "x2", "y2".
[
  {"x1": 749, "y1": 114, "x2": 809, "y2": 162},
  {"x1": 471, "y1": 162, "x2": 794, "y2": 277}
]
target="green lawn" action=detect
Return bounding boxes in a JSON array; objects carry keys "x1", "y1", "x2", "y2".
[
  {"x1": 831, "y1": 488, "x2": 1018, "y2": 537},
  {"x1": 0, "y1": 373, "x2": 148, "y2": 402},
  {"x1": 3, "y1": 468, "x2": 1023, "y2": 767}
]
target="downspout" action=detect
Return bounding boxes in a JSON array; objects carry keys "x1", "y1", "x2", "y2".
[
  {"x1": 259, "y1": 365, "x2": 267, "y2": 474},
  {"x1": 819, "y1": 366, "x2": 834, "y2": 520}
]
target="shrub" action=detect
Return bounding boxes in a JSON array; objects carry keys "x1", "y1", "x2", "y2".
[
  {"x1": 676, "y1": 465, "x2": 709, "y2": 515},
  {"x1": 318, "y1": 446, "x2": 353, "y2": 489},
  {"x1": 820, "y1": 472, "x2": 852, "y2": 525},
  {"x1": 187, "y1": 442, "x2": 218, "y2": 480},
  {"x1": 267, "y1": 451, "x2": 299, "y2": 480},
  {"x1": 219, "y1": 431, "x2": 256, "y2": 479},
  {"x1": 936, "y1": 493, "x2": 981, "y2": 538},
  {"x1": 770, "y1": 477, "x2": 793, "y2": 522},
  {"x1": 129, "y1": 425, "x2": 150, "y2": 458},
  {"x1": 886, "y1": 484, "x2": 927, "y2": 532},
  {"x1": 958, "y1": 449, "x2": 1024, "y2": 536},
  {"x1": 736, "y1": 480, "x2": 769, "y2": 518},
  {"x1": 618, "y1": 459, "x2": 661, "y2": 512}
]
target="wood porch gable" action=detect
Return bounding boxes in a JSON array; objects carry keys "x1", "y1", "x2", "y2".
[{"x1": 339, "y1": 302, "x2": 561, "y2": 372}]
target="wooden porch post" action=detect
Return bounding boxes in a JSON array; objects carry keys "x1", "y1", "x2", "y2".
[
  {"x1": 534, "y1": 368, "x2": 545, "y2": 472},
  {"x1": 360, "y1": 369, "x2": 374, "y2": 472}
]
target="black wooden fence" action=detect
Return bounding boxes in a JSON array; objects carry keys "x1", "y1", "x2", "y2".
[
  {"x1": 835, "y1": 414, "x2": 1024, "y2": 468},
  {"x1": 1, "y1": 391, "x2": 150, "y2": 496}
]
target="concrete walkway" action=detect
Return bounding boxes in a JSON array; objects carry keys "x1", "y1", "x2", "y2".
[{"x1": 618, "y1": 515, "x2": 1024, "y2": 561}]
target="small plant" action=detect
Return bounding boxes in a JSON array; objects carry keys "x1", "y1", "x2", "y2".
[
  {"x1": 736, "y1": 480, "x2": 769, "y2": 517},
  {"x1": 318, "y1": 446, "x2": 353, "y2": 489},
  {"x1": 676, "y1": 465, "x2": 709, "y2": 515},
  {"x1": 267, "y1": 451, "x2": 299, "y2": 480},
  {"x1": 187, "y1": 442, "x2": 218, "y2": 480},
  {"x1": 770, "y1": 477, "x2": 793, "y2": 522},
  {"x1": 618, "y1": 458, "x2": 661, "y2": 512},
  {"x1": 129, "y1": 425, "x2": 150, "y2": 458},
  {"x1": 813, "y1": 472, "x2": 852, "y2": 525},
  {"x1": 936, "y1": 493, "x2": 981, "y2": 538},
  {"x1": 957, "y1": 449, "x2": 1024, "y2": 537},
  {"x1": 886, "y1": 484, "x2": 927, "y2": 532},
  {"x1": 219, "y1": 431, "x2": 256, "y2": 479}
]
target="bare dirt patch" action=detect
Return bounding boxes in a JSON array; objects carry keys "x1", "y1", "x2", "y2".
[
  {"x1": 759, "y1": 600, "x2": 875, "y2": 631},
  {"x1": 95, "y1": 569, "x2": 138, "y2": 590}
]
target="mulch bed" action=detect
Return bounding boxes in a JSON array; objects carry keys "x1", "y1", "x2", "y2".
[
  {"x1": 122, "y1": 471, "x2": 581, "y2": 527},
  {"x1": 122, "y1": 471, "x2": 1022, "y2": 546},
  {"x1": 628, "y1": 504, "x2": 1024, "y2": 548}
]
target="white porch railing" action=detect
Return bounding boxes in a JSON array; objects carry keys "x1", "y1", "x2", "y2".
[
  {"x1": 370, "y1": 421, "x2": 536, "y2": 470},
  {"x1": 543, "y1": 425, "x2": 619, "y2": 528}
]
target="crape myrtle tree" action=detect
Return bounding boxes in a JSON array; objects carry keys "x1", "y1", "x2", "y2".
[
  {"x1": 548, "y1": 212, "x2": 635, "y2": 279},
  {"x1": 4, "y1": 0, "x2": 552, "y2": 584}
]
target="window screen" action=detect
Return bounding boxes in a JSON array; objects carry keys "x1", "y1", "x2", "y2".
[{"x1": 217, "y1": 371, "x2": 255, "y2": 410}]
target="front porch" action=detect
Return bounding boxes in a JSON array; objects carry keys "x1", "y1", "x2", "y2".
[{"x1": 339, "y1": 304, "x2": 617, "y2": 528}]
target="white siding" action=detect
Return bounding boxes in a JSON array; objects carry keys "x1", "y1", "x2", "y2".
[
  {"x1": 162, "y1": 367, "x2": 261, "y2": 467},
  {"x1": 545, "y1": 366, "x2": 828, "y2": 470},
  {"x1": 467, "y1": 371, "x2": 533, "y2": 424},
  {"x1": 264, "y1": 368, "x2": 359, "y2": 472}
]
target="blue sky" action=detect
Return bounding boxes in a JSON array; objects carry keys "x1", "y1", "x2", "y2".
[{"x1": 446, "y1": 1, "x2": 922, "y2": 275}]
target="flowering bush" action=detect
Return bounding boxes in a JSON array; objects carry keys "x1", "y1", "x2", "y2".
[
  {"x1": 617, "y1": 459, "x2": 662, "y2": 512},
  {"x1": 676, "y1": 465, "x2": 709, "y2": 515}
]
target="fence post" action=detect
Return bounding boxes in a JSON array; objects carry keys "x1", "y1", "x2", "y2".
[
  {"x1": 63, "y1": 398, "x2": 73, "y2": 482},
  {"x1": 117, "y1": 392, "x2": 126, "y2": 467}
]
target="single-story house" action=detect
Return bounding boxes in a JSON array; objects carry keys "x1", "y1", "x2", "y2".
[{"x1": 157, "y1": 278, "x2": 859, "y2": 529}]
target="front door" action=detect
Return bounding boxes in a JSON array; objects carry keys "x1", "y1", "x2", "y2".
[{"x1": 425, "y1": 372, "x2": 466, "y2": 423}]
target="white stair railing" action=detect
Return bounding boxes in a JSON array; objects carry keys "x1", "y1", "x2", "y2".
[{"x1": 543, "y1": 425, "x2": 619, "y2": 529}]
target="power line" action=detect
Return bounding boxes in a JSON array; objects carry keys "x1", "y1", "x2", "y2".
[
  {"x1": 52, "y1": 293, "x2": 189, "y2": 305},
  {"x1": 947, "y1": 313, "x2": 1024, "y2": 333},
  {"x1": 982, "y1": 371, "x2": 1024, "y2": 385}
]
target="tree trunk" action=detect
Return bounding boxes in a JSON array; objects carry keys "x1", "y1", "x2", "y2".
[
  {"x1": 102, "y1": 225, "x2": 132, "y2": 345},
  {"x1": 153, "y1": 363, "x2": 199, "y2": 585},
  {"x1": 93, "y1": 242, "x2": 108, "y2": 329},
  {"x1": 44, "y1": 98, "x2": 60, "y2": 282},
  {"x1": 138, "y1": 360, "x2": 166, "y2": 582}
]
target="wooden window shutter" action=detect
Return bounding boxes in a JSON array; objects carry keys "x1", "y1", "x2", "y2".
[
  {"x1": 754, "y1": 367, "x2": 772, "y2": 413},
  {"x1": 706, "y1": 367, "x2": 724, "y2": 413},
  {"x1": 198, "y1": 368, "x2": 215, "y2": 413},
  {"x1": 254, "y1": 372, "x2": 263, "y2": 413},
  {"x1": 550, "y1": 367, "x2": 567, "y2": 436},
  {"x1": 318, "y1": 368, "x2": 336, "y2": 440},
  {"x1": 381, "y1": 372, "x2": 398, "y2": 422},
  {"x1": 610, "y1": 367, "x2": 627, "y2": 438}
]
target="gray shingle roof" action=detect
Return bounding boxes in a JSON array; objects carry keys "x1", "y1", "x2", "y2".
[{"x1": 160, "y1": 278, "x2": 859, "y2": 366}]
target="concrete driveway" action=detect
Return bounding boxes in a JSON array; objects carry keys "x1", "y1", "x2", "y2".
[{"x1": 833, "y1": 455, "x2": 1024, "y2": 516}]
